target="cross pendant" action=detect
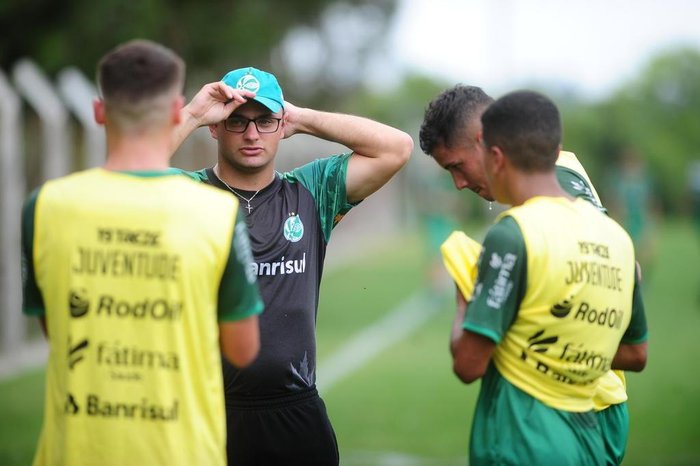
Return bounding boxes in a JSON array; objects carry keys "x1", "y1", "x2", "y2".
[{"x1": 245, "y1": 203, "x2": 253, "y2": 214}]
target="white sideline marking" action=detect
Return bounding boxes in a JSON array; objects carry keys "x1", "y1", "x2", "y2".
[{"x1": 317, "y1": 291, "x2": 439, "y2": 393}]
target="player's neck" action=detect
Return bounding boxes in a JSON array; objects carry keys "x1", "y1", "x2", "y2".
[
  {"x1": 214, "y1": 162, "x2": 276, "y2": 191},
  {"x1": 508, "y1": 172, "x2": 571, "y2": 206},
  {"x1": 103, "y1": 129, "x2": 171, "y2": 171}
]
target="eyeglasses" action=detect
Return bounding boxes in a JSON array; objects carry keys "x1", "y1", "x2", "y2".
[{"x1": 224, "y1": 116, "x2": 282, "y2": 133}]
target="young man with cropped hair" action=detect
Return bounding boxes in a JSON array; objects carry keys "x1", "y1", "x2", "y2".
[
  {"x1": 423, "y1": 84, "x2": 641, "y2": 465},
  {"x1": 446, "y1": 90, "x2": 648, "y2": 465},
  {"x1": 22, "y1": 40, "x2": 263, "y2": 466}
]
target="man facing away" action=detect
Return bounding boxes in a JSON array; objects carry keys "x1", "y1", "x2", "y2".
[
  {"x1": 21, "y1": 40, "x2": 263, "y2": 466},
  {"x1": 420, "y1": 84, "x2": 642, "y2": 465},
  {"x1": 445, "y1": 90, "x2": 648, "y2": 465},
  {"x1": 173, "y1": 66, "x2": 413, "y2": 465}
]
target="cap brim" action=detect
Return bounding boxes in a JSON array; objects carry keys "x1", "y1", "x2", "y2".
[{"x1": 254, "y1": 96, "x2": 283, "y2": 114}]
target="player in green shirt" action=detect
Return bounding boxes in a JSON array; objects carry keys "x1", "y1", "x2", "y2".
[{"x1": 421, "y1": 87, "x2": 648, "y2": 465}]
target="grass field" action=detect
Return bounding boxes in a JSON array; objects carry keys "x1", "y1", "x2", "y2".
[{"x1": 1, "y1": 219, "x2": 698, "y2": 465}]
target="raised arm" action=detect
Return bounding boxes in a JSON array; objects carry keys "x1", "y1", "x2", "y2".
[
  {"x1": 171, "y1": 82, "x2": 255, "y2": 153},
  {"x1": 283, "y1": 102, "x2": 413, "y2": 203}
]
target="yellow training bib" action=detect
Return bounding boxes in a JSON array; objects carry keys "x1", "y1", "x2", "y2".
[
  {"x1": 493, "y1": 198, "x2": 635, "y2": 412},
  {"x1": 32, "y1": 169, "x2": 240, "y2": 466}
]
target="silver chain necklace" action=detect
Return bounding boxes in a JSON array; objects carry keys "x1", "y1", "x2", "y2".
[{"x1": 212, "y1": 169, "x2": 260, "y2": 214}]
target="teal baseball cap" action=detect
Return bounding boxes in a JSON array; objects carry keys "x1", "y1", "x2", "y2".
[{"x1": 221, "y1": 67, "x2": 284, "y2": 113}]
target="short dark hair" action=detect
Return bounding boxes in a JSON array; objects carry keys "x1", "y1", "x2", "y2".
[
  {"x1": 97, "y1": 39, "x2": 185, "y2": 113},
  {"x1": 481, "y1": 90, "x2": 561, "y2": 172},
  {"x1": 419, "y1": 84, "x2": 494, "y2": 155}
]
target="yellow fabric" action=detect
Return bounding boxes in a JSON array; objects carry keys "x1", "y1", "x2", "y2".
[
  {"x1": 594, "y1": 370, "x2": 628, "y2": 409},
  {"x1": 558, "y1": 151, "x2": 628, "y2": 409},
  {"x1": 492, "y1": 197, "x2": 636, "y2": 412},
  {"x1": 32, "y1": 169, "x2": 239, "y2": 466},
  {"x1": 440, "y1": 231, "x2": 483, "y2": 300}
]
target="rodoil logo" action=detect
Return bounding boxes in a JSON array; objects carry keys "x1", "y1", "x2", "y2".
[{"x1": 67, "y1": 289, "x2": 182, "y2": 321}]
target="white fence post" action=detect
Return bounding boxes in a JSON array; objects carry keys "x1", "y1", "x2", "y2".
[
  {"x1": 12, "y1": 58, "x2": 71, "y2": 181},
  {"x1": 0, "y1": 70, "x2": 26, "y2": 356},
  {"x1": 58, "y1": 67, "x2": 105, "y2": 167}
]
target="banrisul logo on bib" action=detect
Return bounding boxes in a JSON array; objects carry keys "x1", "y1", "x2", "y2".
[
  {"x1": 283, "y1": 213, "x2": 304, "y2": 242},
  {"x1": 237, "y1": 73, "x2": 260, "y2": 93}
]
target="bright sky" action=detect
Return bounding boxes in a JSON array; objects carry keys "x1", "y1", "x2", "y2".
[{"x1": 388, "y1": 0, "x2": 700, "y2": 99}]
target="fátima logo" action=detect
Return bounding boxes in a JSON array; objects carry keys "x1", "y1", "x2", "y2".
[
  {"x1": 521, "y1": 329, "x2": 559, "y2": 361},
  {"x1": 68, "y1": 337, "x2": 89, "y2": 370}
]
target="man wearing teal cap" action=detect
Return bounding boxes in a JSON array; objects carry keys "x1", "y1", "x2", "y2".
[{"x1": 172, "y1": 66, "x2": 413, "y2": 465}]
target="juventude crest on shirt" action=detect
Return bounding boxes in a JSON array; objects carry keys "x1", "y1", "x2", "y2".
[{"x1": 283, "y1": 213, "x2": 304, "y2": 242}]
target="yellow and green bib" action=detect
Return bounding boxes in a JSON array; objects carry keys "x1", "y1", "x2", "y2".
[
  {"x1": 32, "y1": 169, "x2": 240, "y2": 466},
  {"x1": 492, "y1": 197, "x2": 635, "y2": 411}
]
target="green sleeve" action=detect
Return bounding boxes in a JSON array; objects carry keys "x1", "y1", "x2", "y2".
[
  {"x1": 556, "y1": 166, "x2": 607, "y2": 213},
  {"x1": 463, "y1": 216, "x2": 527, "y2": 344},
  {"x1": 21, "y1": 189, "x2": 45, "y2": 316},
  {"x1": 166, "y1": 167, "x2": 209, "y2": 183},
  {"x1": 621, "y1": 268, "x2": 648, "y2": 344},
  {"x1": 217, "y1": 210, "x2": 264, "y2": 322},
  {"x1": 282, "y1": 153, "x2": 356, "y2": 242}
]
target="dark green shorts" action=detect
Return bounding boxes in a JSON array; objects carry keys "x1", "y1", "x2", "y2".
[{"x1": 469, "y1": 365, "x2": 605, "y2": 466}]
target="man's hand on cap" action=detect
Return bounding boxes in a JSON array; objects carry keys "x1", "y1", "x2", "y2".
[{"x1": 185, "y1": 81, "x2": 256, "y2": 127}]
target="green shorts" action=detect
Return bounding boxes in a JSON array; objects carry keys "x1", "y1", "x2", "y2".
[
  {"x1": 597, "y1": 402, "x2": 629, "y2": 466},
  {"x1": 469, "y1": 365, "x2": 605, "y2": 466}
]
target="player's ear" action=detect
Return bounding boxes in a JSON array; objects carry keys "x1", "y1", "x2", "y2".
[
  {"x1": 208, "y1": 124, "x2": 220, "y2": 140},
  {"x1": 172, "y1": 95, "x2": 185, "y2": 125},
  {"x1": 490, "y1": 146, "x2": 507, "y2": 173},
  {"x1": 93, "y1": 98, "x2": 106, "y2": 126}
]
